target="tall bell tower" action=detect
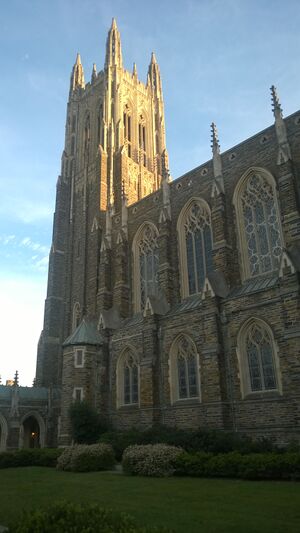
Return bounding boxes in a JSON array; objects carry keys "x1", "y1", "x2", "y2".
[{"x1": 36, "y1": 19, "x2": 169, "y2": 387}]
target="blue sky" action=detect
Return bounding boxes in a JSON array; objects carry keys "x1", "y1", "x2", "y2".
[{"x1": 0, "y1": 0, "x2": 299, "y2": 385}]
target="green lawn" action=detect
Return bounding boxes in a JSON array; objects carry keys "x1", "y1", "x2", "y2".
[{"x1": 0, "y1": 467, "x2": 300, "y2": 532}]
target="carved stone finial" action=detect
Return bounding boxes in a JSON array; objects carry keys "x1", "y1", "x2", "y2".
[
  {"x1": 271, "y1": 85, "x2": 282, "y2": 118},
  {"x1": 270, "y1": 85, "x2": 291, "y2": 164},
  {"x1": 211, "y1": 122, "x2": 220, "y2": 154},
  {"x1": 132, "y1": 62, "x2": 137, "y2": 78},
  {"x1": 13, "y1": 370, "x2": 19, "y2": 387}
]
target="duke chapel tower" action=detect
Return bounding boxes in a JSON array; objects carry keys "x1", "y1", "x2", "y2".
[
  {"x1": 36, "y1": 19, "x2": 168, "y2": 388},
  {"x1": 36, "y1": 19, "x2": 300, "y2": 446}
]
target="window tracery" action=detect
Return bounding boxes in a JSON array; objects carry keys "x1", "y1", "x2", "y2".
[
  {"x1": 235, "y1": 170, "x2": 282, "y2": 279},
  {"x1": 170, "y1": 334, "x2": 200, "y2": 402},
  {"x1": 117, "y1": 348, "x2": 139, "y2": 407},
  {"x1": 237, "y1": 318, "x2": 281, "y2": 398},
  {"x1": 178, "y1": 199, "x2": 213, "y2": 297},
  {"x1": 135, "y1": 223, "x2": 159, "y2": 310}
]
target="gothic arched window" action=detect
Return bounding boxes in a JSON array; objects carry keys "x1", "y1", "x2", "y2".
[
  {"x1": 169, "y1": 334, "x2": 200, "y2": 403},
  {"x1": 117, "y1": 348, "x2": 139, "y2": 407},
  {"x1": 177, "y1": 199, "x2": 213, "y2": 298},
  {"x1": 233, "y1": 169, "x2": 283, "y2": 279},
  {"x1": 133, "y1": 223, "x2": 159, "y2": 311},
  {"x1": 237, "y1": 318, "x2": 281, "y2": 398}
]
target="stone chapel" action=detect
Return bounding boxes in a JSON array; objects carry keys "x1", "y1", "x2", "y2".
[{"x1": 1, "y1": 19, "x2": 299, "y2": 449}]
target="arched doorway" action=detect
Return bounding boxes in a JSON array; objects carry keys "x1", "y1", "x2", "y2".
[{"x1": 22, "y1": 416, "x2": 41, "y2": 448}]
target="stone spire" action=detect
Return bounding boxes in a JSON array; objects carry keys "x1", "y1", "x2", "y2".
[
  {"x1": 270, "y1": 85, "x2": 291, "y2": 164},
  {"x1": 91, "y1": 63, "x2": 97, "y2": 82},
  {"x1": 70, "y1": 53, "x2": 85, "y2": 94},
  {"x1": 105, "y1": 18, "x2": 123, "y2": 69}
]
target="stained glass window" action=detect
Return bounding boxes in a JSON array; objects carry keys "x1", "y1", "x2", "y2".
[
  {"x1": 183, "y1": 201, "x2": 213, "y2": 295},
  {"x1": 246, "y1": 322, "x2": 277, "y2": 392},
  {"x1": 240, "y1": 174, "x2": 282, "y2": 277},
  {"x1": 174, "y1": 335, "x2": 199, "y2": 399},
  {"x1": 137, "y1": 224, "x2": 159, "y2": 309},
  {"x1": 122, "y1": 350, "x2": 139, "y2": 405}
]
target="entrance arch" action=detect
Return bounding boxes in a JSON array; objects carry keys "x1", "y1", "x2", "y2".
[
  {"x1": 0, "y1": 413, "x2": 8, "y2": 451},
  {"x1": 19, "y1": 412, "x2": 46, "y2": 449}
]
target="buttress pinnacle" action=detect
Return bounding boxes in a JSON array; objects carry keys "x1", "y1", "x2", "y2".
[
  {"x1": 271, "y1": 85, "x2": 283, "y2": 118},
  {"x1": 211, "y1": 122, "x2": 220, "y2": 154}
]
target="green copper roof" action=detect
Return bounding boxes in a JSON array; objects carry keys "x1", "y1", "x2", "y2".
[{"x1": 63, "y1": 319, "x2": 104, "y2": 347}]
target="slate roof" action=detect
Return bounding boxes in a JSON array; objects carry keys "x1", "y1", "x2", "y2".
[
  {"x1": 166, "y1": 294, "x2": 203, "y2": 316},
  {"x1": 63, "y1": 319, "x2": 105, "y2": 347},
  {"x1": 228, "y1": 275, "x2": 279, "y2": 299}
]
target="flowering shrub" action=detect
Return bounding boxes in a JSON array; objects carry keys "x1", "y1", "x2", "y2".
[
  {"x1": 56, "y1": 443, "x2": 115, "y2": 472},
  {"x1": 122, "y1": 444, "x2": 183, "y2": 477}
]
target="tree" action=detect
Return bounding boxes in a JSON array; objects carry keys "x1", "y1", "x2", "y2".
[{"x1": 68, "y1": 401, "x2": 108, "y2": 444}]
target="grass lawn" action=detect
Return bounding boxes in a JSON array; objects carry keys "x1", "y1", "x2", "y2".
[{"x1": 0, "y1": 468, "x2": 300, "y2": 532}]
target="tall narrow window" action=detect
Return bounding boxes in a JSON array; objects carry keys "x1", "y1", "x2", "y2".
[
  {"x1": 117, "y1": 348, "x2": 139, "y2": 407},
  {"x1": 72, "y1": 302, "x2": 81, "y2": 332},
  {"x1": 170, "y1": 334, "x2": 200, "y2": 402},
  {"x1": 84, "y1": 114, "x2": 90, "y2": 153},
  {"x1": 123, "y1": 105, "x2": 132, "y2": 157},
  {"x1": 246, "y1": 322, "x2": 277, "y2": 392},
  {"x1": 234, "y1": 169, "x2": 282, "y2": 279},
  {"x1": 139, "y1": 116, "x2": 147, "y2": 167},
  {"x1": 178, "y1": 199, "x2": 213, "y2": 297},
  {"x1": 237, "y1": 318, "x2": 281, "y2": 397},
  {"x1": 134, "y1": 223, "x2": 159, "y2": 310},
  {"x1": 97, "y1": 104, "x2": 103, "y2": 146}
]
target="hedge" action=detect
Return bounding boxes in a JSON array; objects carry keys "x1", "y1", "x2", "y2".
[
  {"x1": 0, "y1": 448, "x2": 62, "y2": 469},
  {"x1": 8, "y1": 501, "x2": 173, "y2": 532},
  {"x1": 99, "y1": 426, "x2": 276, "y2": 461},
  {"x1": 173, "y1": 451, "x2": 300, "y2": 480}
]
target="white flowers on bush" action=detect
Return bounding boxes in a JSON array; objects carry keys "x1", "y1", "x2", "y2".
[
  {"x1": 56, "y1": 443, "x2": 115, "y2": 472},
  {"x1": 122, "y1": 444, "x2": 183, "y2": 477}
]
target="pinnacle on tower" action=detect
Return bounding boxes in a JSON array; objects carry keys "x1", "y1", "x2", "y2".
[
  {"x1": 271, "y1": 85, "x2": 283, "y2": 118},
  {"x1": 132, "y1": 62, "x2": 137, "y2": 78},
  {"x1": 105, "y1": 17, "x2": 123, "y2": 69},
  {"x1": 211, "y1": 122, "x2": 220, "y2": 154},
  {"x1": 148, "y1": 52, "x2": 161, "y2": 94},
  {"x1": 91, "y1": 63, "x2": 97, "y2": 82},
  {"x1": 151, "y1": 51, "x2": 157, "y2": 64},
  {"x1": 70, "y1": 53, "x2": 85, "y2": 94}
]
